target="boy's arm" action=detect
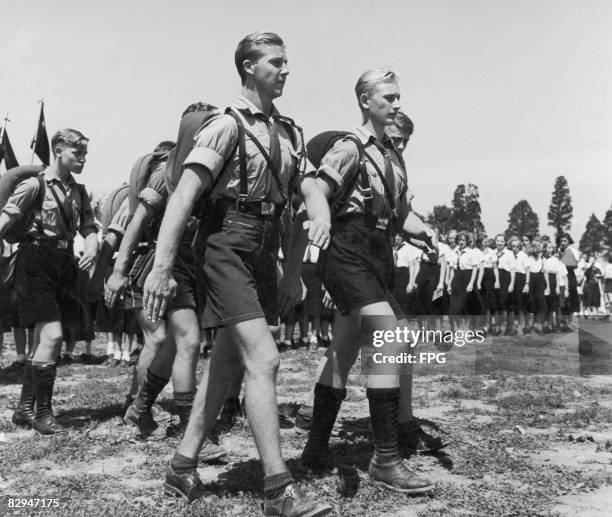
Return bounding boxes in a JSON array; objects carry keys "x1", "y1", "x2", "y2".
[
  {"x1": 104, "y1": 202, "x2": 155, "y2": 307},
  {"x1": 143, "y1": 166, "x2": 211, "y2": 321},
  {"x1": 277, "y1": 176, "x2": 331, "y2": 316}
]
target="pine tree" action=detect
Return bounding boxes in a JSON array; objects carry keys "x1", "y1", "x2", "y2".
[
  {"x1": 602, "y1": 206, "x2": 612, "y2": 250},
  {"x1": 548, "y1": 176, "x2": 573, "y2": 240},
  {"x1": 450, "y1": 183, "x2": 485, "y2": 236},
  {"x1": 427, "y1": 205, "x2": 454, "y2": 235},
  {"x1": 506, "y1": 200, "x2": 539, "y2": 239},
  {"x1": 579, "y1": 214, "x2": 605, "y2": 254}
]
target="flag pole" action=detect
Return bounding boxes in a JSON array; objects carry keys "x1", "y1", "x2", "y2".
[
  {"x1": 0, "y1": 112, "x2": 9, "y2": 141},
  {"x1": 30, "y1": 98, "x2": 44, "y2": 164}
]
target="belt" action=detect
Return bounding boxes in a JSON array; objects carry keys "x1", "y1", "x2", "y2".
[
  {"x1": 26, "y1": 238, "x2": 73, "y2": 250},
  {"x1": 336, "y1": 214, "x2": 393, "y2": 231},
  {"x1": 218, "y1": 199, "x2": 284, "y2": 218}
]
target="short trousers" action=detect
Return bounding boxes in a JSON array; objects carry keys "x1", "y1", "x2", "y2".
[
  {"x1": 321, "y1": 217, "x2": 403, "y2": 319},
  {"x1": 15, "y1": 244, "x2": 79, "y2": 328},
  {"x1": 124, "y1": 242, "x2": 197, "y2": 313},
  {"x1": 302, "y1": 262, "x2": 322, "y2": 317},
  {"x1": 199, "y1": 208, "x2": 280, "y2": 328}
]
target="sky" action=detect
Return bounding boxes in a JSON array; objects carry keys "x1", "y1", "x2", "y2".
[{"x1": 1, "y1": 0, "x2": 611, "y2": 238}]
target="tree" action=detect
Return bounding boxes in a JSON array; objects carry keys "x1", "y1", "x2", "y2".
[
  {"x1": 602, "y1": 206, "x2": 612, "y2": 250},
  {"x1": 450, "y1": 183, "x2": 485, "y2": 237},
  {"x1": 579, "y1": 213, "x2": 605, "y2": 254},
  {"x1": 427, "y1": 205, "x2": 453, "y2": 235},
  {"x1": 548, "y1": 175, "x2": 573, "y2": 241},
  {"x1": 506, "y1": 200, "x2": 539, "y2": 239}
]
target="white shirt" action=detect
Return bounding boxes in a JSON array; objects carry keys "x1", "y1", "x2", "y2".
[
  {"x1": 543, "y1": 256, "x2": 563, "y2": 275},
  {"x1": 497, "y1": 248, "x2": 513, "y2": 272},
  {"x1": 511, "y1": 250, "x2": 529, "y2": 274},
  {"x1": 448, "y1": 247, "x2": 475, "y2": 270},
  {"x1": 526, "y1": 255, "x2": 544, "y2": 273},
  {"x1": 396, "y1": 243, "x2": 421, "y2": 268},
  {"x1": 470, "y1": 247, "x2": 485, "y2": 268}
]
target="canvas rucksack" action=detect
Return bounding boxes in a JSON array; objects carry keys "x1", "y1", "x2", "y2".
[
  {"x1": 100, "y1": 184, "x2": 130, "y2": 233},
  {"x1": 164, "y1": 101, "x2": 306, "y2": 215},
  {"x1": 0, "y1": 165, "x2": 46, "y2": 243}
]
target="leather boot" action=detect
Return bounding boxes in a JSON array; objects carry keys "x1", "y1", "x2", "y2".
[
  {"x1": 31, "y1": 362, "x2": 67, "y2": 436},
  {"x1": 12, "y1": 360, "x2": 36, "y2": 427},
  {"x1": 367, "y1": 388, "x2": 433, "y2": 494}
]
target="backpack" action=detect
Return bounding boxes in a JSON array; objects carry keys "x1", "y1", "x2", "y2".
[
  {"x1": 100, "y1": 184, "x2": 130, "y2": 232},
  {"x1": 128, "y1": 151, "x2": 170, "y2": 216},
  {"x1": 0, "y1": 165, "x2": 46, "y2": 243},
  {"x1": 164, "y1": 102, "x2": 306, "y2": 214},
  {"x1": 306, "y1": 131, "x2": 371, "y2": 215},
  {"x1": 306, "y1": 130, "x2": 402, "y2": 218}
]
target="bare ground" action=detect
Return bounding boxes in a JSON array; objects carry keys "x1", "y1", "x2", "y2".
[{"x1": 1, "y1": 328, "x2": 611, "y2": 516}]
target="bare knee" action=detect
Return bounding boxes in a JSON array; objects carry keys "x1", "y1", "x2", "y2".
[{"x1": 244, "y1": 348, "x2": 280, "y2": 378}]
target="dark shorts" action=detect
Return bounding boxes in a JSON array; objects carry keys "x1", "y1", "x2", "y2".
[
  {"x1": 124, "y1": 243, "x2": 197, "y2": 313},
  {"x1": 15, "y1": 245, "x2": 80, "y2": 328},
  {"x1": 302, "y1": 262, "x2": 322, "y2": 317},
  {"x1": 321, "y1": 217, "x2": 403, "y2": 319},
  {"x1": 199, "y1": 209, "x2": 280, "y2": 328}
]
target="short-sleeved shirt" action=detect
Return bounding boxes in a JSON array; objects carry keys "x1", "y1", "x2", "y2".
[
  {"x1": 184, "y1": 96, "x2": 300, "y2": 204},
  {"x1": 435, "y1": 242, "x2": 451, "y2": 266},
  {"x1": 447, "y1": 247, "x2": 475, "y2": 270},
  {"x1": 543, "y1": 256, "x2": 563, "y2": 275},
  {"x1": 482, "y1": 247, "x2": 498, "y2": 268},
  {"x1": 316, "y1": 126, "x2": 407, "y2": 220},
  {"x1": 396, "y1": 242, "x2": 421, "y2": 268},
  {"x1": 497, "y1": 249, "x2": 513, "y2": 272},
  {"x1": 3, "y1": 170, "x2": 97, "y2": 241},
  {"x1": 526, "y1": 256, "x2": 544, "y2": 273},
  {"x1": 106, "y1": 196, "x2": 132, "y2": 237},
  {"x1": 470, "y1": 247, "x2": 485, "y2": 268},
  {"x1": 510, "y1": 250, "x2": 529, "y2": 274}
]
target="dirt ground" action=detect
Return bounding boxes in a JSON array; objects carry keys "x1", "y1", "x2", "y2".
[{"x1": 1, "y1": 325, "x2": 611, "y2": 516}]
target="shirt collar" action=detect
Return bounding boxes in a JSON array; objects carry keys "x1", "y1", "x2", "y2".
[
  {"x1": 234, "y1": 95, "x2": 280, "y2": 119},
  {"x1": 353, "y1": 126, "x2": 393, "y2": 149},
  {"x1": 44, "y1": 169, "x2": 76, "y2": 186}
]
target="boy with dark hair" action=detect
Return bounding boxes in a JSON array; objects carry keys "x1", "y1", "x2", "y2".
[
  {"x1": 0, "y1": 128, "x2": 98, "y2": 435},
  {"x1": 143, "y1": 31, "x2": 332, "y2": 515}
]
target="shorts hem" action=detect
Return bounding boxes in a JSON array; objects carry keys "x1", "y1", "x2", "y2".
[{"x1": 202, "y1": 310, "x2": 266, "y2": 329}]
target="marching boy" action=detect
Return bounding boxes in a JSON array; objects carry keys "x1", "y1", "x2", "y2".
[{"x1": 0, "y1": 129, "x2": 98, "y2": 435}]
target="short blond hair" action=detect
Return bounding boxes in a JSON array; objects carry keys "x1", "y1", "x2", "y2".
[{"x1": 355, "y1": 68, "x2": 399, "y2": 118}]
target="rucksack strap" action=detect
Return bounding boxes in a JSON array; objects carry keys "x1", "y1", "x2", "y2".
[
  {"x1": 363, "y1": 148, "x2": 396, "y2": 213},
  {"x1": 47, "y1": 182, "x2": 75, "y2": 236},
  {"x1": 330, "y1": 133, "x2": 372, "y2": 216},
  {"x1": 225, "y1": 108, "x2": 290, "y2": 205}
]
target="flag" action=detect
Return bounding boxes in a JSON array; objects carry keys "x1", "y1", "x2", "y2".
[
  {"x1": 0, "y1": 130, "x2": 19, "y2": 170},
  {"x1": 31, "y1": 103, "x2": 50, "y2": 165}
]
